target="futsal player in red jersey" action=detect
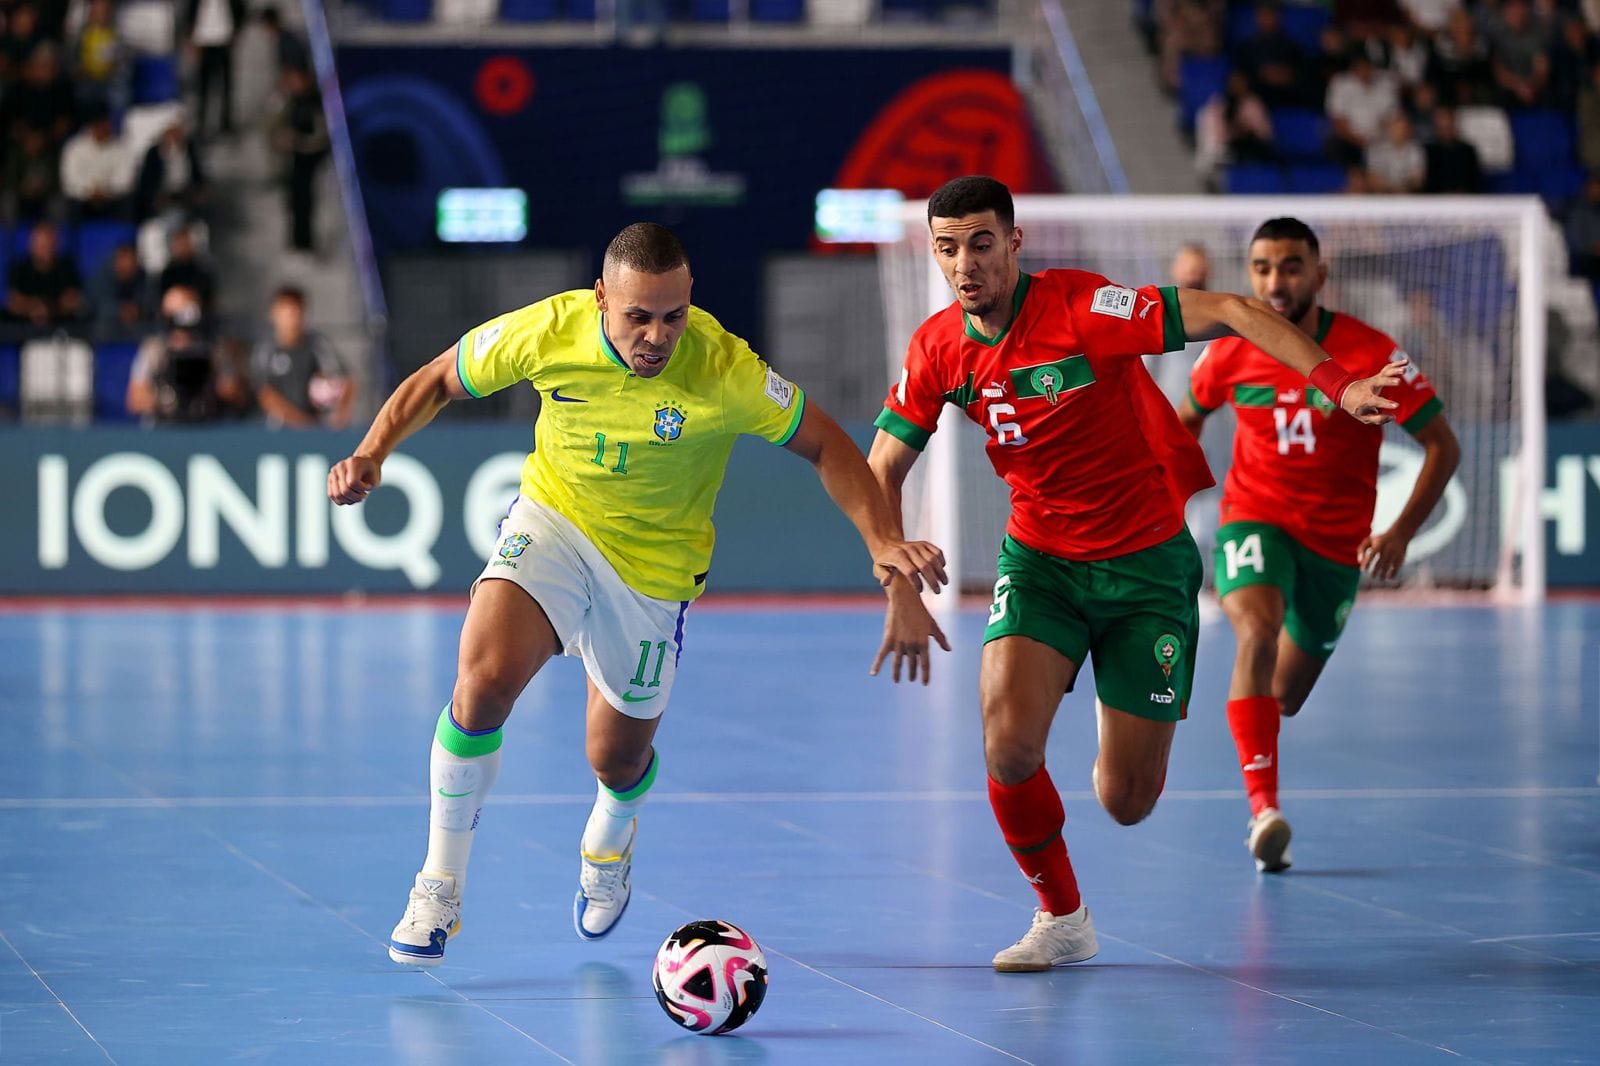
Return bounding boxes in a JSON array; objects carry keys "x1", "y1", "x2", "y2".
[
  {"x1": 866, "y1": 176, "x2": 1405, "y2": 972},
  {"x1": 1179, "y1": 218, "x2": 1460, "y2": 874}
]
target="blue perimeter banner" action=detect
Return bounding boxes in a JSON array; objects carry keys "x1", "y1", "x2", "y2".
[{"x1": 1, "y1": 424, "x2": 1596, "y2": 594}]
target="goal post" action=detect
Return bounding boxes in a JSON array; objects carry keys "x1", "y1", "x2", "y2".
[{"x1": 876, "y1": 195, "x2": 1547, "y2": 607}]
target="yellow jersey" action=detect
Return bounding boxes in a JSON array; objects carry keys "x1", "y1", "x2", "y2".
[{"x1": 455, "y1": 289, "x2": 806, "y2": 601}]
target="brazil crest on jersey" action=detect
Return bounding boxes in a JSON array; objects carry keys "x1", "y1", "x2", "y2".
[
  {"x1": 875, "y1": 270, "x2": 1214, "y2": 561},
  {"x1": 1188, "y1": 308, "x2": 1443, "y2": 566},
  {"x1": 455, "y1": 290, "x2": 806, "y2": 601}
]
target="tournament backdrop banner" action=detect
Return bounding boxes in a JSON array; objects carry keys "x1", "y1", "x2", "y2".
[
  {"x1": 332, "y1": 45, "x2": 1055, "y2": 348},
  {"x1": 0, "y1": 426, "x2": 880, "y2": 595}
]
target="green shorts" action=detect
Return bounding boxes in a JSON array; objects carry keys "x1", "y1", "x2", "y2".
[
  {"x1": 983, "y1": 529, "x2": 1203, "y2": 722},
  {"x1": 1213, "y1": 521, "x2": 1360, "y2": 660}
]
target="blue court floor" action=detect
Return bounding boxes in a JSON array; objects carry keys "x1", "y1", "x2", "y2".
[{"x1": 0, "y1": 599, "x2": 1596, "y2": 1065}]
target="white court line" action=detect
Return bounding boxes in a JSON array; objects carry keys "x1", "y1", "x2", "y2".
[
  {"x1": 0, "y1": 785, "x2": 1595, "y2": 810},
  {"x1": 1471, "y1": 931, "x2": 1600, "y2": 944},
  {"x1": 0, "y1": 926, "x2": 118, "y2": 1063}
]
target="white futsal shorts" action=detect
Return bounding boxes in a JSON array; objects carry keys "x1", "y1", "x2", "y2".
[{"x1": 474, "y1": 497, "x2": 688, "y2": 720}]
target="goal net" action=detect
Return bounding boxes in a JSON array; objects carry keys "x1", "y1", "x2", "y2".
[{"x1": 876, "y1": 195, "x2": 1547, "y2": 604}]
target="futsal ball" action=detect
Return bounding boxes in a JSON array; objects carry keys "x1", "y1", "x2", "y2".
[{"x1": 651, "y1": 919, "x2": 768, "y2": 1035}]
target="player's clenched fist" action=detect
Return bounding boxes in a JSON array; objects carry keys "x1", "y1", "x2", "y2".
[{"x1": 328, "y1": 455, "x2": 382, "y2": 505}]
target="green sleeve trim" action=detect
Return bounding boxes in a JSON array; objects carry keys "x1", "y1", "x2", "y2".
[
  {"x1": 774, "y1": 389, "x2": 806, "y2": 446},
  {"x1": 1187, "y1": 387, "x2": 1215, "y2": 415},
  {"x1": 1159, "y1": 285, "x2": 1187, "y2": 352},
  {"x1": 604, "y1": 749, "x2": 659, "y2": 802},
  {"x1": 874, "y1": 407, "x2": 932, "y2": 451},
  {"x1": 1401, "y1": 395, "x2": 1443, "y2": 435},
  {"x1": 434, "y1": 704, "x2": 502, "y2": 757},
  {"x1": 455, "y1": 334, "x2": 485, "y2": 399}
]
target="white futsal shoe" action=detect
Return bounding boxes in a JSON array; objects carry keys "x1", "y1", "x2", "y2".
[
  {"x1": 992, "y1": 905, "x2": 1099, "y2": 972},
  {"x1": 574, "y1": 820, "x2": 635, "y2": 940},
  {"x1": 1247, "y1": 807, "x2": 1293, "y2": 873},
  {"x1": 389, "y1": 872, "x2": 462, "y2": 967}
]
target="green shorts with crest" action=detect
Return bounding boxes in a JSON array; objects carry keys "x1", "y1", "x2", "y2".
[
  {"x1": 1213, "y1": 521, "x2": 1360, "y2": 661},
  {"x1": 982, "y1": 529, "x2": 1202, "y2": 722}
]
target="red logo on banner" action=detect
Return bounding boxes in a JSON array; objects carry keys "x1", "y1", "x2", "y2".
[{"x1": 476, "y1": 56, "x2": 535, "y2": 117}]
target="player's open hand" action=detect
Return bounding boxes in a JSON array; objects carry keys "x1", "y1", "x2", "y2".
[
  {"x1": 328, "y1": 455, "x2": 382, "y2": 505},
  {"x1": 1357, "y1": 527, "x2": 1412, "y2": 580},
  {"x1": 872, "y1": 539, "x2": 948, "y2": 594},
  {"x1": 1341, "y1": 361, "x2": 1406, "y2": 425},
  {"x1": 871, "y1": 582, "x2": 951, "y2": 685}
]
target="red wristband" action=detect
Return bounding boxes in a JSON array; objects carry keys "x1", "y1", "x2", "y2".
[{"x1": 1308, "y1": 360, "x2": 1358, "y2": 408}]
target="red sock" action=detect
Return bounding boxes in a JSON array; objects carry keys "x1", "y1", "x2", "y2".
[
  {"x1": 987, "y1": 766, "x2": 1081, "y2": 915},
  {"x1": 1227, "y1": 695, "x2": 1281, "y2": 815}
]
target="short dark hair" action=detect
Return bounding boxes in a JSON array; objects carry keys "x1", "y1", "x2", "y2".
[
  {"x1": 273, "y1": 285, "x2": 306, "y2": 308},
  {"x1": 604, "y1": 222, "x2": 690, "y2": 275},
  {"x1": 1250, "y1": 217, "x2": 1320, "y2": 256},
  {"x1": 927, "y1": 175, "x2": 1015, "y2": 230}
]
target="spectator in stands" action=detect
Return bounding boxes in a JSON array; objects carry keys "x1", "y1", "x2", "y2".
[
  {"x1": 251, "y1": 285, "x2": 353, "y2": 428},
  {"x1": 1327, "y1": 52, "x2": 1402, "y2": 165},
  {"x1": 1343, "y1": 165, "x2": 1376, "y2": 193},
  {"x1": 1423, "y1": 106, "x2": 1484, "y2": 191},
  {"x1": 1195, "y1": 70, "x2": 1279, "y2": 187},
  {"x1": 185, "y1": 0, "x2": 248, "y2": 138},
  {"x1": 5, "y1": 221, "x2": 84, "y2": 325},
  {"x1": 60, "y1": 109, "x2": 133, "y2": 220},
  {"x1": 1564, "y1": 172, "x2": 1600, "y2": 318},
  {"x1": 1489, "y1": 0, "x2": 1551, "y2": 107},
  {"x1": 134, "y1": 118, "x2": 206, "y2": 223},
  {"x1": 258, "y1": 6, "x2": 308, "y2": 76},
  {"x1": 0, "y1": 3, "x2": 43, "y2": 86},
  {"x1": 1365, "y1": 112, "x2": 1426, "y2": 192},
  {"x1": 69, "y1": 0, "x2": 130, "y2": 116},
  {"x1": 1149, "y1": 243, "x2": 1211, "y2": 402},
  {"x1": 1380, "y1": 21, "x2": 1432, "y2": 87},
  {"x1": 1579, "y1": 63, "x2": 1600, "y2": 172},
  {"x1": 88, "y1": 241, "x2": 151, "y2": 336},
  {"x1": 1399, "y1": 0, "x2": 1461, "y2": 34},
  {"x1": 1405, "y1": 80, "x2": 1442, "y2": 140},
  {"x1": 126, "y1": 283, "x2": 246, "y2": 422},
  {"x1": 1155, "y1": 0, "x2": 1224, "y2": 95},
  {"x1": 1548, "y1": 16, "x2": 1596, "y2": 110},
  {"x1": 270, "y1": 64, "x2": 328, "y2": 254},
  {"x1": 7, "y1": 43, "x2": 77, "y2": 149},
  {"x1": 3, "y1": 126, "x2": 61, "y2": 222},
  {"x1": 1429, "y1": 7, "x2": 1494, "y2": 105},
  {"x1": 1314, "y1": 25, "x2": 1352, "y2": 96},
  {"x1": 1231, "y1": 3, "x2": 1307, "y2": 107},
  {"x1": 157, "y1": 224, "x2": 216, "y2": 311}
]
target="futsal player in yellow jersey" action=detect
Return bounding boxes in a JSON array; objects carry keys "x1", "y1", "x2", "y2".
[{"x1": 329, "y1": 223, "x2": 949, "y2": 967}]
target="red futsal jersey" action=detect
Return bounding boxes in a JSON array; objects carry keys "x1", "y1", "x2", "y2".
[
  {"x1": 1189, "y1": 308, "x2": 1443, "y2": 566},
  {"x1": 876, "y1": 270, "x2": 1214, "y2": 561}
]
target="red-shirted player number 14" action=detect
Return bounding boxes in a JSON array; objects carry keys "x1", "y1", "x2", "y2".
[{"x1": 1273, "y1": 408, "x2": 1316, "y2": 455}]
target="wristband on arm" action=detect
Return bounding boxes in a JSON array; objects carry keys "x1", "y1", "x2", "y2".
[{"x1": 1308, "y1": 359, "x2": 1358, "y2": 408}]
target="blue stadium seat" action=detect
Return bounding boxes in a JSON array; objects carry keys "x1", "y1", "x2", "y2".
[
  {"x1": 1486, "y1": 171, "x2": 1538, "y2": 194},
  {"x1": 1223, "y1": 163, "x2": 1288, "y2": 193},
  {"x1": 0, "y1": 345, "x2": 17, "y2": 416},
  {"x1": 881, "y1": 0, "x2": 942, "y2": 16},
  {"x1": 1270, "y1": 107, "x2": 1327, "y2": 162},
  {"x1": 1225, "y1": 4, "x2": 1257, "y2": 47},
  {"x1": 379, "y1": 0, "x2": 432, "y2": 20},
  {"x1": 1179, "y1": 55, "x2": 1229, "y2": 130},
  {"x1": 1279, "y1": 4, "x2": 1330, "y2": 50},
  {"x1": 93, "y1": 342, "x2": 140, "y2": 422},
  {"x1": 751, "y1": 0, "x2": 803, "y2": 18},
  {"x1": 564, "y1": 0, "x2": 595, "y2": 15},
  {"x1": 1510, "y1": 110, "x2": 1575, "y2": 171},
  {"x1": 1287, "y1": 163, "x2": 1346, "y2": 193},
  {"x1": 501, "y1": 0, "x2": 557, "y2": 17},
  {"x1": 131, "y1": 55, "x2": 179, "y2": 104},
  {"x1": 75, "y1": 221, "x2": 136, "y2": 283},
  {"x1": 689, "y1": 0, "x2": 730, "y2": 19}
]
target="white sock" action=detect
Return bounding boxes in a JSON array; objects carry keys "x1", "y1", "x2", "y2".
[
  {"x1": 421, "y1": 706, "x2": 503, "y2": 890},
  {"x1": 581, "y1": 749, "x2": 657, "y2": 859}
]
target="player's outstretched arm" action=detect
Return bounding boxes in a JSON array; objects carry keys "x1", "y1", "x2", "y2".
[
  {"x1": 863, "y1": 429, "x2": 951, "y2": 685},
  {"x1": 327, "y1": 345, "x2": 471, "y2": 505},
  {"x1": 1357, "y1": 415, "x2": 1462, "y2": 578},
  {"x1": 1175, "y1": 288, "x2": 1401, "y2": 425}
]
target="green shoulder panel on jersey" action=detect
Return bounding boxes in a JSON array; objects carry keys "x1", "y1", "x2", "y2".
[
  {"x1": 1158, "y1": 285, "x2": 1187, "y2": 352},
  {"x1": 775, "y1": 389, "x2": 807, "y2": 446},
  {"x1": 875, "y1": 407, "x2": 932, "y2": 451},
  {"x1": 1402, "y1": 395, "x2": 1443, "y2": 435},
  {"x1": 455, "y1": 333, "x2": 485, "y2": 398}
]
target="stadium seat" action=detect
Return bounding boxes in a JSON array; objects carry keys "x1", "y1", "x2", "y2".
[
  {"x1": 1223, "y1": 163, "x2": 1288, "y2": 193},
  {"x1": 1225, "y1": 5, "x2": 1257, "y2": 47},
  {"x1": 130, "y1": 55, "x2": 179, "y2": 104},
  {"x1": 501, "y1": 0, "x2": 557, "y2": 17},
  {"x1": 1269, "y1": 108, "x2": 1327, "y2": 162},
  {"x1": 752, "y1": 0, "x2": 803, "y2": 18},
  {"x1": 1510, "y1": 109, "x2": 1575, "y2": 171},
  {"x1": 92, "y1": 342, "x2": 140, "y2": 423},
  {"x1": 0, "y1": 344, "x2": 18, "y2": 417},
  {"x1": 1287, "y1": 163, "x2": 1346, "y2": 193},
  {"x1": 1178, "y1": 55, "x2": 1229, "y2": 130},
  {"x1": 689, "y1": 0, "x2": 730, "y2": 19},
  {"x1": 379, "y1": 0, "x2": 433, "y2": 20},
  {"x1": 75, "y1": 221, "x2": 136, "y2": 283},
  {"x1": 564, "y1": 0, "x2": 595, "y2": 15},
  {"x1": 1485, "y1": 171, "x2": 1538, "y2": 194},
  {"x1": 1279, "y1": 4, "x2": 1330, "y2": 50}
]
